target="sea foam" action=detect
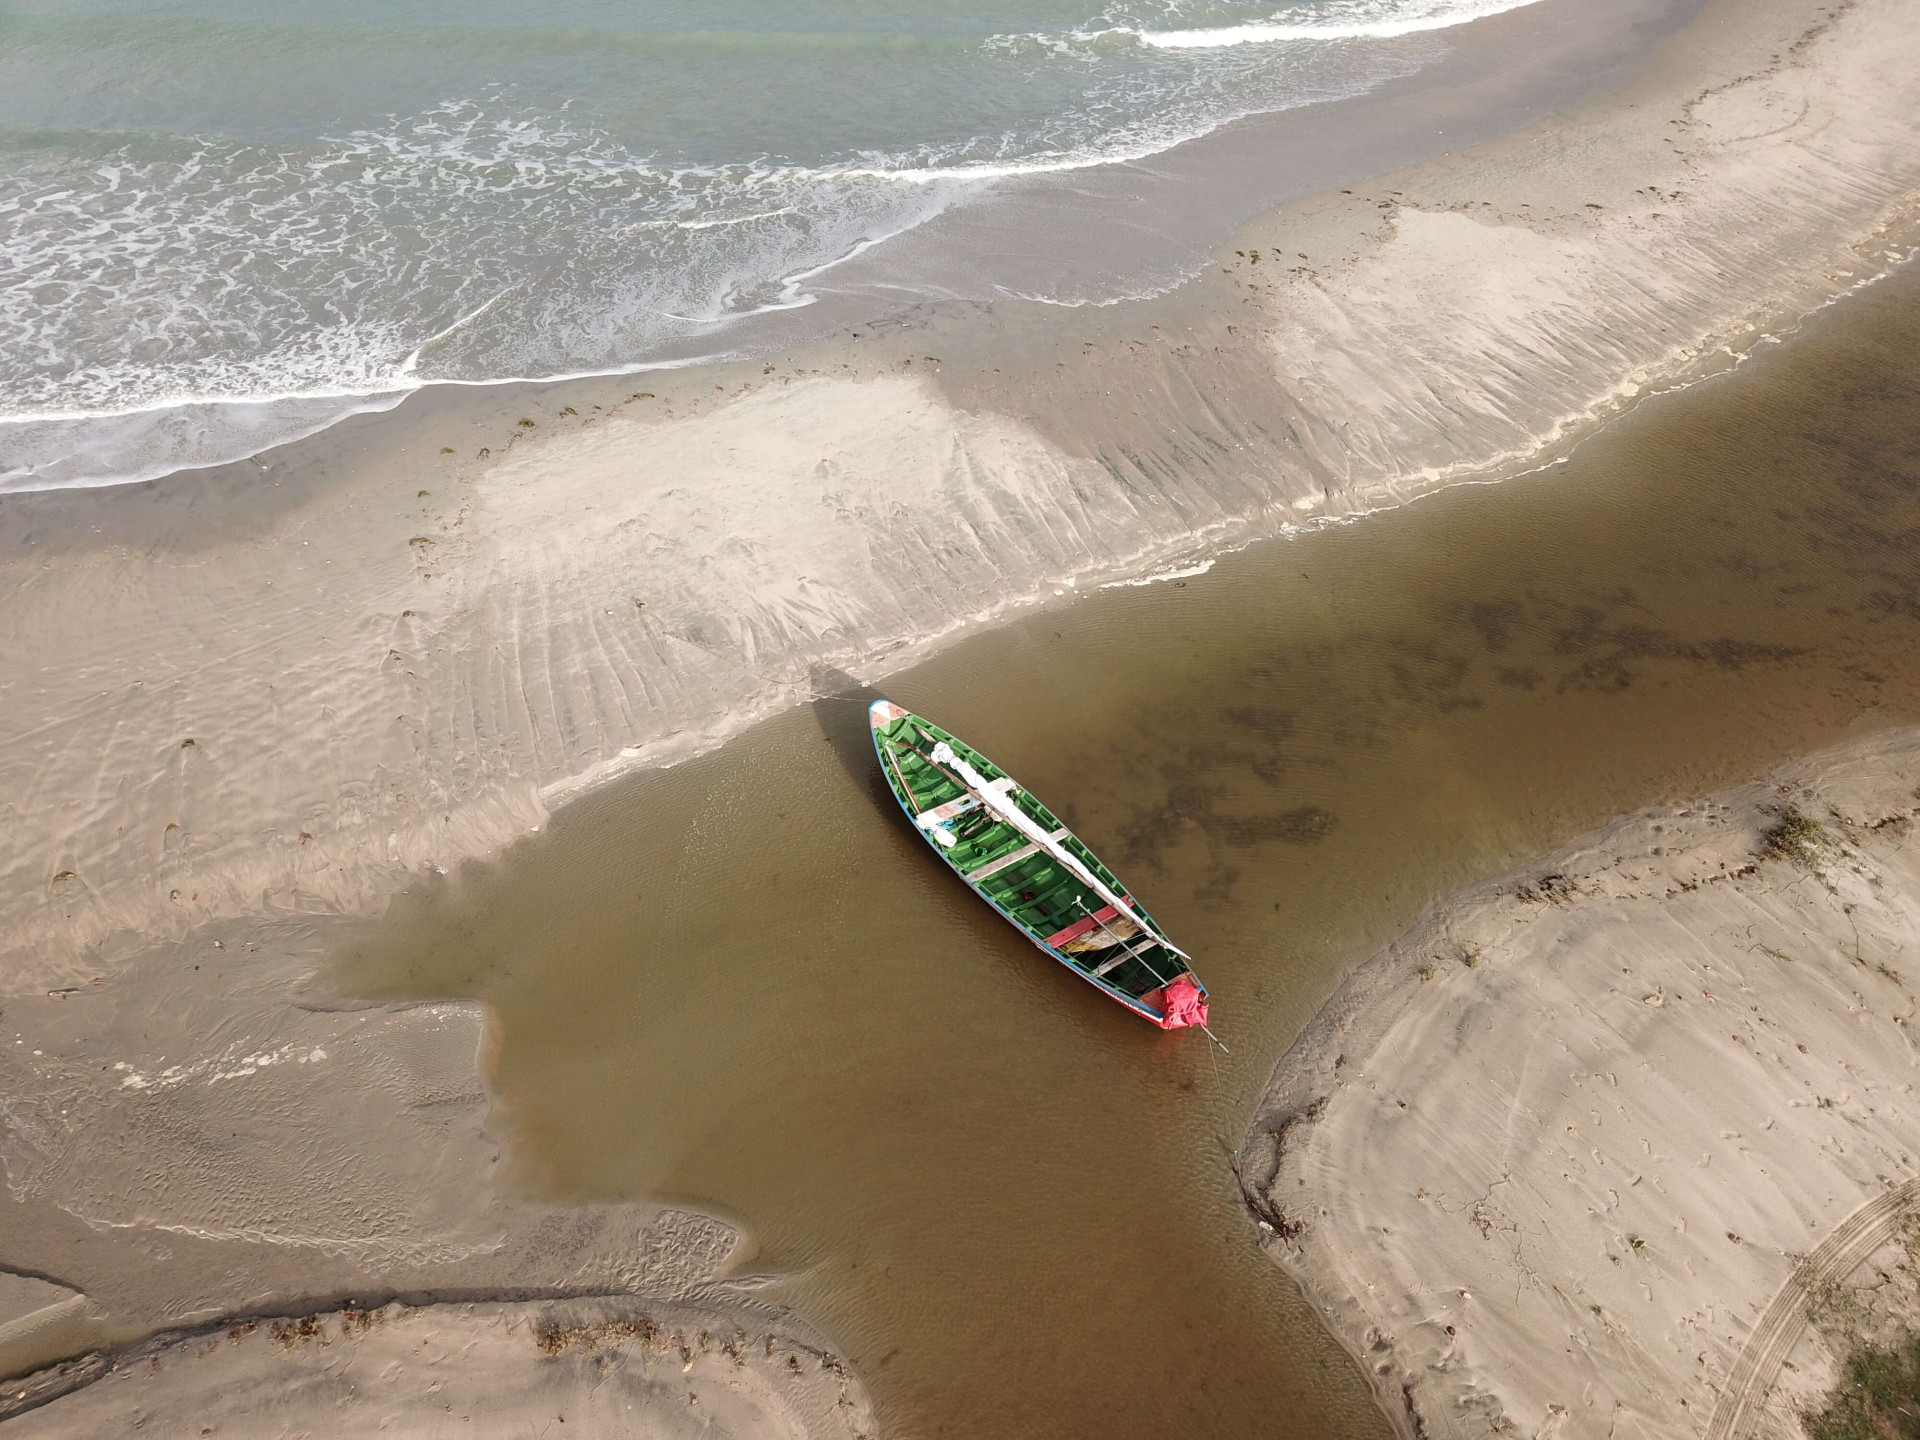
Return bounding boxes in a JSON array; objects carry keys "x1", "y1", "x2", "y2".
[
  {"x1": 1132, "y1": 0, "x2": 1541, "y2": 49},
  {"x1": 0, "y1": 0, "x2": 1528, "y2": 490}
]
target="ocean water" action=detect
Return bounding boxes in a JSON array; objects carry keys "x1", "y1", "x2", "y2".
[{"x1": 0, "y1": 0, "x2": 1538, "y2": 488}]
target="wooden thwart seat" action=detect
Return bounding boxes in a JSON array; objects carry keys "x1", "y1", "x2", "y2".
[
  {"x1": 962, "y1": 828, "x2": 1074, "y2": 883},
  {"x1": 1091, "y1": 937, "x2": 1162, "y2": 978},
  {"x1": 913, "y1": 794, "x2": 980, "y2": 828},
  {"x1": 965, "y1": 841, "x2": 1037, "y2": 881}
]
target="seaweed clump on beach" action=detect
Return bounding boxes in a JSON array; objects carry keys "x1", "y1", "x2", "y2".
[
  {"x1": 1802, "y1": 1333, "x2": 1920, "y2": 1440},
  {"x1": 534, "y1": 1314, "x2": 657, "y2": 1356},
  {"x1": 1763, "y1": 805, "x2": 1827, "y2": 866}
]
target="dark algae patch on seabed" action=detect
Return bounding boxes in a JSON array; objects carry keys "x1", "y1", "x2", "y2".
[{"x1": 335, "y1": 261, "x2": 1920, "y2": 1440}]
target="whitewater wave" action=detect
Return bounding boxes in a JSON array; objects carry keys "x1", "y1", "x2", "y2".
[
  {"x1": 983, "y1": 0, "x2": 1541, "y2": 56},
  {"x1": 0, "y1": 0, "x2": 1529, "y2": 490},
  {"x1": 1131, "y1": 0, "x2": 1541, "y2": 49}
]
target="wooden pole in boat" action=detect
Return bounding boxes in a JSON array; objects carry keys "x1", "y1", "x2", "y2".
[
  {"x1": 909, "y1": 728, "x2": 965, "y2": 784},
  {"x1": 883, "y1": 745, "x2": 923, "y2": 812},
  {"x1": 903, "y1": 738, "x2": 973, "y2": 802},
  {"x1": 1077, "y1": 897, "x2": 1184, "y2": 1002}
]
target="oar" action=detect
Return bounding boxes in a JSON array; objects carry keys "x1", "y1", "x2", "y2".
[{"x1": 882, "y1": 744, "x2": 923, "y2": 812}]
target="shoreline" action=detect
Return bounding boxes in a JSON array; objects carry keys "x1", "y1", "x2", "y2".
[
  {"x1": 1241, "y1": 726, "x2": 1920, "y2": 1437},
  {"x1": 4, "y1": 0, "x2": 1701, "y2": 494},
  {"x1": 2, "y1": 0, "x2": 1916, "y2": 989}
]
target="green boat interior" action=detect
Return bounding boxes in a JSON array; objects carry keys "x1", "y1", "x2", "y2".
[{"x1": 872, "y1": 711, "x2": 1182, "y2": 1002}]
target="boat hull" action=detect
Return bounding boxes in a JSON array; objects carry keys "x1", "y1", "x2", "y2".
[{"x1": 868, "y1": 698, "x2": 1209, "y2": 1031}]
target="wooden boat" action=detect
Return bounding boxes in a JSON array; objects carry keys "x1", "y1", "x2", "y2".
[{"x1": 869, "y1": 698, "x2": 1216, "y2": 1037}]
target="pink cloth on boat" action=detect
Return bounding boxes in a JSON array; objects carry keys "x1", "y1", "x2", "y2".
[{"x1": 1157, "y1": 974, "x2": 1209, "y2": 1030}]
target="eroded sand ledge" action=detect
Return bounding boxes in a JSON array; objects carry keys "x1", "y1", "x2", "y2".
[
  {"x1": 1242, "y1": 728, "x2": 1920, "y2": 1438},
  {"x1": 8, "y1": 1296, "x2": 873, "y2": 1437}
]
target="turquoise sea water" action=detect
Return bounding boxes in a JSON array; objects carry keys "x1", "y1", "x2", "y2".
[{"x1": 0, "y1": 0, "x2": 1537, "y2": 486}]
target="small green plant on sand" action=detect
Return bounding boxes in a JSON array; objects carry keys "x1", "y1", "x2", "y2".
[
  {"x1": 1764, "y1": 805, "x2": 1826, "y2": 867},
  {"x1": 1803, "y1": 1333, "x2": 1920, "y2": 1440}
]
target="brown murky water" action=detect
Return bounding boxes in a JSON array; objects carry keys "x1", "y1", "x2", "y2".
[{"x1": 338, "y1": 262, "x2": 1920, "y2": 1438}]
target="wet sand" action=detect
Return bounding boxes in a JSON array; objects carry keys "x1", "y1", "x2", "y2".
[
  {"x1": 333, "y1": 255, "x2": 1920, "y2": 1437},
  {"x1": 1246, "y1": 726, "x2": 1920, "y2": 1439}
]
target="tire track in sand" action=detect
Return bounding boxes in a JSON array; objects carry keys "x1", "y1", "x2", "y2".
[{"x1": 1706, "y1": 1175, "x2": 1920, "y2": 1440}]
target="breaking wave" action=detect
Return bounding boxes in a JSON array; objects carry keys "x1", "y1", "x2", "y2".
[
  {"x1": 1, "y1": 0, "x2": 1542, "y2": 490},
  {"x1": 1130, "y1": 0, "x2": 1542, "y2": 49}
]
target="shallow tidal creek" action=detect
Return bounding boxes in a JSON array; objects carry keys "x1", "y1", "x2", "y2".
[{"x1": 339, "y1": 262, "x2": 1920, "y2": 1438}]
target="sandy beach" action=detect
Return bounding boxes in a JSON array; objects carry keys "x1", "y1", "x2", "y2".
[
  {"x1": 5, "y1": 0, "x2": 1917, "y2": 985},
  {"x1": 3, "y1": 0, "x2": 1919, "y2": 1430},
  {"x1": 11, "y1": 1295, "x2": 872, "y2": 1438},
  {"x1": 1243, "y1": 728, "x2": 1920, "y2": 1437}
]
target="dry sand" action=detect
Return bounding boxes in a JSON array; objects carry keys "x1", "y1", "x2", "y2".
[
  {"x1": 6, "y1": 1297, "x2": 872, "y2": 1438},
  {"x1": 1242, "y1": 726, "x2": 1920, "y2": 1438},
  {"x1": 1, "y1": 0, "x2": 1918, "y2": 1428}
]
